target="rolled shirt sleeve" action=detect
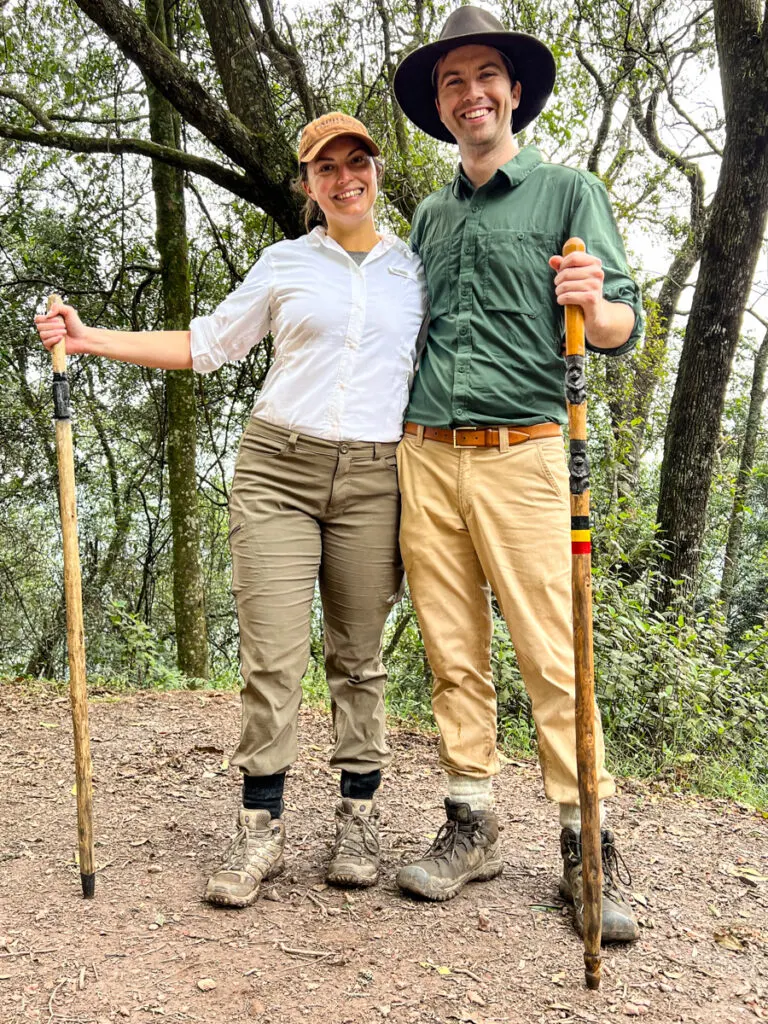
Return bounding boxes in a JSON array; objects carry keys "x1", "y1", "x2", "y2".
[
  {"x1": 569, "y1": 179, "x2": 644, "y2": 357},
  {"x1": 190, "y1": 248, "x2": 273, "y2": 373}
]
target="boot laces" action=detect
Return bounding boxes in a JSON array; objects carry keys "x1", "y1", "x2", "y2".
[
  {"x1": 222, "y1": 820, "x2": 275, "y2": 871},
  {"x1": 601, "y1": 831, "x2": 632, "y2": 894},
  {"x1": 426, "y1": 817, "x2": 480, "y2": 862},
  {"x1": 222, "y1": 825, "x2": 250, "y2": 870},
  {"x1": 563, "y1": 829, "x2": 632, "y2": 898},
  {"x1": 332, "y1": 809, "x2": 379, "y2": 859}
]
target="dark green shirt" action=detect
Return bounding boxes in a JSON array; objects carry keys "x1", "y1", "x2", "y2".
[{"x1": 407, "y1": 146, "x2": 643, "y2": 427}]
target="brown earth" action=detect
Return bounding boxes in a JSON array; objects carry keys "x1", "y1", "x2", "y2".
[{"x1": 1, "y1": 682, "x2": 767, "y2": 1024}]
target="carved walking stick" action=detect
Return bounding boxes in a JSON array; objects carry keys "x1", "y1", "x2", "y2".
[
  {"x1": 562, "y1": 239, "x2": 602, "y2": 988},
  {"x1": 48, "y1": 294, "x2": 96, "y2": 898}
]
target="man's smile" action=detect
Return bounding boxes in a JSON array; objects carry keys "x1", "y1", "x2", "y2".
[{"x1": 461, "y1": 106, "x2": 493, "y2": 122}]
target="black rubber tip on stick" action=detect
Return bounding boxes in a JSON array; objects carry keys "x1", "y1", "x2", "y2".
[{"x1": 81, "y1": 872, "x2": 96, "y2": 899}]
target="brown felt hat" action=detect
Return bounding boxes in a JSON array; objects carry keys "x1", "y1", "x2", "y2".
[
  {"x1": 298, "y1": 112, "x2": 381, "y2": 163},
  {"x1": 393, "y1": 5, "x2": 556, "y2": 142}
]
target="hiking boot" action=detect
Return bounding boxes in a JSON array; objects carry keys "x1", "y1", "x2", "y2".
[
  {"x1": 559, "y1": 827, "x2": 639, "y2": 943},
  {"x1": 396, "y1": 799, "x2": 503, "y2": 902},
  {"x1": 204, "y1": 808, "x2": 285, "y2": 908},
  {"x1": 326, "y1": 798, "x2": 380, "y2": 888}
]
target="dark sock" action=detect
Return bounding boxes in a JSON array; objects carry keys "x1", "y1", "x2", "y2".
[
  {"x1": 242, "y1": 773, "x2": 285, "y2": 819},
  {"x1": 340, "y1": 768, "x2": 381, "y2": 801}
]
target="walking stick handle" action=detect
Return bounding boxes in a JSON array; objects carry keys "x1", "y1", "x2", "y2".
[
  {"x1": 47, "y1": 294, "x2": 67, "y2": 374},
  {"x1": 48, "y1": 292, "x2": 96, "y2": 899},
  {"x1": 563, "y1": 238, "x2": 603, "y2": 988},
  {"x1": 563, "y1": 238, "x2": 586, "y2": 359}
]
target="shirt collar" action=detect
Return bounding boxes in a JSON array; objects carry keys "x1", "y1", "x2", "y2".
[
  {"x1": 452, "y1": 145, "x2": 543, "y2": 198},
  {"x1": 309, "y1": 226, "x2": 399, "y2": 264}
]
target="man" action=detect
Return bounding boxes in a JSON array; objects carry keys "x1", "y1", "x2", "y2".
[{"x1": 392, "y1": 6, "x2": 643, "y2": 942}]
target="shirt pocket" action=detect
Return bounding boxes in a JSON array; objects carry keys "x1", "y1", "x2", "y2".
[
  {"x1": 419, "y1": 236, "x2": 459, "y2": 318},
  {"x1": 482, "y1": 230, "x2": 558, "y2": 318}
]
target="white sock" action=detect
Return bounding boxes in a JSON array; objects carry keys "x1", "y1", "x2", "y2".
[
  {"x1": 446, "y1": 775, "x2": 494, "y2": 811},
  {"x1": 559, "y1": 801, "x2": 606, "y2": 833}
]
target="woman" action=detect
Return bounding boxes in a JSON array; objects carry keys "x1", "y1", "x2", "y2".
[{"x1": 35, "y1": 112, "x2": 427, "y2": 907}]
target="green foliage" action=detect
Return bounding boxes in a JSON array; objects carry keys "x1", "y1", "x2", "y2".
[
  {"x1": 107, "y1": 599, "x2": 187, "y2": 690},
  {"x1": 593, "y1": 573, "x2": 768, "y2": 779},
  {"x1": 2, "y1": 0, "x2": 767, "y2": 809}
]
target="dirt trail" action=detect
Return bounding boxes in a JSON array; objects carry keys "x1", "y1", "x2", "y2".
[{"x1": 1, "y1": 683, "x2": 767, "y2": 1024}]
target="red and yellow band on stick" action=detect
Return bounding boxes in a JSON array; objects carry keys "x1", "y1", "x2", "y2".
[
  {"x1": 48, "y1": 294, "x2": 96, "y2": 899},
  {"x1": 563, "y1": 239, "x2": 602, "y2": 989}
]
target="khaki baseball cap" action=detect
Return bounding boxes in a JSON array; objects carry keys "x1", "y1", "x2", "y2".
[{"x1": 298, "y1": 112, "x2": 381, "y2": 163}]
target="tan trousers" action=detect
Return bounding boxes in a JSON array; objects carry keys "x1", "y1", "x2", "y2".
[
  {"x1": 397, "y1": 431, "x2": 615, "y2": 806},
  {"x1": 229, "y1": 418, "x2": 403, "y2": 777}
]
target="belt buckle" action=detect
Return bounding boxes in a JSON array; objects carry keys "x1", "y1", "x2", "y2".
[{"x1": 452, "y1": 426, "x2": 477, "y2": 448}]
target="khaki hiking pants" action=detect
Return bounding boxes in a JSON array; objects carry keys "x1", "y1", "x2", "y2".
[
  {"x1": 397, "y1": 430, "x2": 615, "y2": 806},
  {"x1": 229, "y1": 417, "x2": 403, "y2": 778}
]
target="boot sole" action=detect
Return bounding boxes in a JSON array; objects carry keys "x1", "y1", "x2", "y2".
[
  {"x1": 398, "y1": 858, "x2": 504, "y2": 902},
  {"x1": 204, "y1": 856, "x2": 285, "y2": 909},
  {"x1": 325, "y1": 870, "x2": 379, "y2": 889}
]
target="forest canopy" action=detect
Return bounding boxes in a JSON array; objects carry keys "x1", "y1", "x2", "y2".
[{"x1": 1, "y1": 0, "x2": 767, "y2": 802}]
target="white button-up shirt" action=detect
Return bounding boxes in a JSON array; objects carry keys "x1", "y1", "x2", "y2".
[{"x1": 190, "y1": 227, "x2": 427, "y2": 442}]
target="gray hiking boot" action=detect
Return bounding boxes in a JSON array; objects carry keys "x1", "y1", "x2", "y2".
[
  {"x1": 204, "y1": 808, "x2": 285, "y2": 908},
  {"x1": 396, "y1": 799, "x2": 503, "y2": 902},
  {"x1": 559, "y1": 827, "x2": 639, "y2": 943},
  {"x1": 326, "y1": 798, "x2": 380, "y2": 888}
]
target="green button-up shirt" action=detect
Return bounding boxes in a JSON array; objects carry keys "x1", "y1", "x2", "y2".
[{"x1": 407, "y1": 146, "x2": 643, "y2": 427}]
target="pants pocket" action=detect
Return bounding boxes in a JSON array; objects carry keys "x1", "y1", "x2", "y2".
[{"x1": 535, "y1": 441, "x2": 569, "y2": 504}]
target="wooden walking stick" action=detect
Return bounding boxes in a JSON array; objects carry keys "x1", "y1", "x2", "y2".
[
  {"x1": 48, "y1": 294, "x2": 96, "y2": 899},
  {"x1": 562, "y1": 239, "x2": 602, "y2": 988}
]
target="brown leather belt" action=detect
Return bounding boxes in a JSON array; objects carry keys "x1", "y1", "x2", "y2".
[{"x1": 404, "y1": 421, "x2": 562, "y2": 448}]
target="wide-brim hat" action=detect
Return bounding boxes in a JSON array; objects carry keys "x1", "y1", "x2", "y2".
[{"x1": 393, "y1": 5, "x2": 556, "y2": 142}]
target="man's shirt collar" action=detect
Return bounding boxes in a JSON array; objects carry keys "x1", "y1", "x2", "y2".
[{"x1": 452, "y1": 145, "x2": 543, "y2": 198}]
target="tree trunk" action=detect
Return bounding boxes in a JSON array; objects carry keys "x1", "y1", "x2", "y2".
[
  {"x1": 606, "y1": 68, "x2": 708, "y2": 500},
  {"x1": 605, "y1": 233, "x2": 703, "y2": 498},
  {"x1": 654, "y1": 0, "x2": 768, "y2": 608},
  {"x1": 719, "y1": 327, "x2": 768, "y2": 618},
  {"x1": 145, "y1": 0, "x2": 209, "y2": 679}
]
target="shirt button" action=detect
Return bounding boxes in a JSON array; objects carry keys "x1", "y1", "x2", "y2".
[{"x1": 340, "y1": 444, "x2": 349, "y2": 453}]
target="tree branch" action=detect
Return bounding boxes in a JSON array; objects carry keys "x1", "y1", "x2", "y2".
[
  {"x1": 574, "y1": 43, "x2": 614, "y2": 175},
  {"x1": 666, "y1": 94, "x2": 724, "y2": 157},
  {"x1": 71, "y1": 0, "x2": 282, "y2": 204},
  {"x1": 252, "y1": 0, "x2": 318, "y2": 120},
  {"x1": 629, "y1": 85, "x2": 706, "y2": 227},
  {"x1": 0, "y1": 88, "x2": 55, "y2": 129},
  {"x1": 0, "y1": 122, "x2": 261, "y2": 204},
  {"x1": 185, "y1": 176, "x2": 244, "y2": 287},
  {"x1": 51, "y1": 112, "x2": 147, "y2": 126}
]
